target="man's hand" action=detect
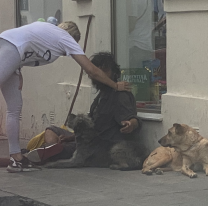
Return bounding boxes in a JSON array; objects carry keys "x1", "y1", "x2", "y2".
[
  {"x1": 120, "y1": 121, "x2": 134, "y2": 133},
  {"x1": 58, "y1": 133, "x2": 75, "y2": 143},
  {"x1": 120, "y1": 118, "x2": 139, "y2": 133},
  {"x1": 117, "y1": 82, "x2": 131, "y2": 92}
]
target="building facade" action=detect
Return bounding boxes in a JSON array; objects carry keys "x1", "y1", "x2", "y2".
[{"x1": 0, "y1": 0, "x2": 208, "y2": 151}]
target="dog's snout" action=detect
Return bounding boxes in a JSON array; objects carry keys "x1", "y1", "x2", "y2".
[{"x1": 158, "y1": 136, "x2": 170, "y2": 147}]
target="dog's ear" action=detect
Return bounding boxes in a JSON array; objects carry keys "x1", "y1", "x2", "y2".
[{"x1": 173, "y1": 123, "x2": 187, "y2": 135}]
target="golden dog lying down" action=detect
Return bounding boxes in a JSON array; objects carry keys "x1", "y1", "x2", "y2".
[
  {"x1": 142, "y1": 123, "x2": 208, "y2": 178},
  {"x1": 142, "y1": 146, "x2": 182, "y2": 175}
]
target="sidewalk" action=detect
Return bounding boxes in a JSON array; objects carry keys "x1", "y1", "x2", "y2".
[{"x1": 0, "y1": 138, "x2": 208, "y2": 206}]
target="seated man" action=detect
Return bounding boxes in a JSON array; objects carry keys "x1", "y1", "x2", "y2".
[{"x1": 26, "y1": 52, "x2": 144, "y2": 168}]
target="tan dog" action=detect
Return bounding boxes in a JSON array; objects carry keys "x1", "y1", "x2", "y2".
[
  {"x1": 143, "y1": 123, "x2": 208, "y2": 178},
  {"x1": 142, "y1": 146, "x2": 182, "y2": 175}
]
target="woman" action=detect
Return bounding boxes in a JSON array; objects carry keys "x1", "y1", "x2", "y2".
[{"x1": 0, "y1": 21, "x2": 130, "y2": 172}]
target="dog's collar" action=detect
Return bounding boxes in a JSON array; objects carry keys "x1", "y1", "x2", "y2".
[
  {"x1": 180, "y1": 138, "x2": 202, "y2": 153},
  {"x1": 180, "y1": 145, "x2": 195, "y2": 153}
]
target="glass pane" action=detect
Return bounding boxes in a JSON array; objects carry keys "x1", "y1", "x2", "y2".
[
  {"x1": 115, "y1": 0, "x2": 166, "y2": 113},
  {"x1": 18, "y1": 0, "x2": 62, "y2": 26}
]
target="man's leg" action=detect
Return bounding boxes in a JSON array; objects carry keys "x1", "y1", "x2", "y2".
[
  {"x1": 27, "y1": 126, "x2": 76, "y2": 163},
  {"x1": 45, "y1": 126, "x2": 76, "y2": 160},
  {"x1": 44, "y1": 128, "x2": 59, "y2": 145},
  {"x1": 44, "y1": 126, "x2": 76, "y2": 160}
]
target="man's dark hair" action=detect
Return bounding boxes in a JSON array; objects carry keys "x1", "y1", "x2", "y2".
[{"x1": 90, "y1": 52, "x2": 121, "y2": 91}]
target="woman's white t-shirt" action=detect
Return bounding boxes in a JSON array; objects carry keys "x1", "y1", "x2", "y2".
[{"x1": 0, "y1": 22, "x2": 85, "y2": 67}]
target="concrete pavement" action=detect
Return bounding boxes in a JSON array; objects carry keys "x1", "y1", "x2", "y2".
[{"x1": 0, "y1": 138, "x2": 208, "y2": 206}]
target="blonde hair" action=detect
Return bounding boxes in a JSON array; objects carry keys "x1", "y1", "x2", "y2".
[{"x1": 58, "y1": 21, "x2": 81, "y2": 43}]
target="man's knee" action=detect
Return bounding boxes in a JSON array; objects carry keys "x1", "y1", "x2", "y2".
[{"x1": 45, "y1": 128, "x2": 59, "y2": 144}]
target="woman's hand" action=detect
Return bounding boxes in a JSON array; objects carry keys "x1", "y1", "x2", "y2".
[
  {"x1": 117, "y1": 82, "x2": 131, "y2": 92},
  {"x1": 71, "y1": 55, "x2": 131, "y2": 92}
]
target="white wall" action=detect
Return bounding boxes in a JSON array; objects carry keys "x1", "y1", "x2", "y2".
[
  {"x1": 162, "y1": 0, "x2": 208, "y2": 137},
  {"x1": 0, "y1": 0, "x2": 15, "y2": 32},
  {"x1": 0, "y1": 0, "x2": 15, "y2": 136}
]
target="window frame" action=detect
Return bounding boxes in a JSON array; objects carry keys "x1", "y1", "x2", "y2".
[
  {"x1": 111, "y1": 0, "x2": 166, "y2": 114},
  {"x1": 16, "y1": 0, "x2": 62, "y2": 27},
  {"x1": 16, "y1": 0, "x2": 22, "y2": 27}
]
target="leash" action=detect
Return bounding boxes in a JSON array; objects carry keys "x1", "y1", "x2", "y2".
[{"x1": 64, "y1": 15, "x2": 93, "y2": 126}]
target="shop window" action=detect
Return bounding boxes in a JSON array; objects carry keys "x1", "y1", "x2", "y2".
[
  {"x1": 114, "y1": 0, "x2": 166, "y2": 113},
  {"x1": 16, "y1": 0, "x2": 62, "y2": 27}
]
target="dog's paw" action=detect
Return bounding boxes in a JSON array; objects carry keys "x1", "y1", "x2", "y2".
[
  {"x1": 189, "y1": 173, "x2": 197, "y2": 178},
  {"x1": 142, "y1": 166, "x2": 152, "y2": 175},
  {"x1": 155, "y1": 168, "x2": 164, "y2": 175},
  {"x1": 144, "y1": 170, "x2": 153, "y2": 175}
]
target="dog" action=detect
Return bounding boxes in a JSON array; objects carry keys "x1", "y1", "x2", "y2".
[
  {"x1": 45, "y1": 114, "x2": 148, "y2": 170},
  {"x1": 143, "y1": 123, "x2": 208, "y2": 178},
  {"x1": 110, "y1": 140, "x2": 149, "y2": 170},
  {"x1": 142, "y1": 146, "x2": 182, "y2": 175}
]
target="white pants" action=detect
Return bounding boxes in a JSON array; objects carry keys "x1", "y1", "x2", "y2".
[{"x1": 0, "y1": 38, "x2": 22, "y2": 155}]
